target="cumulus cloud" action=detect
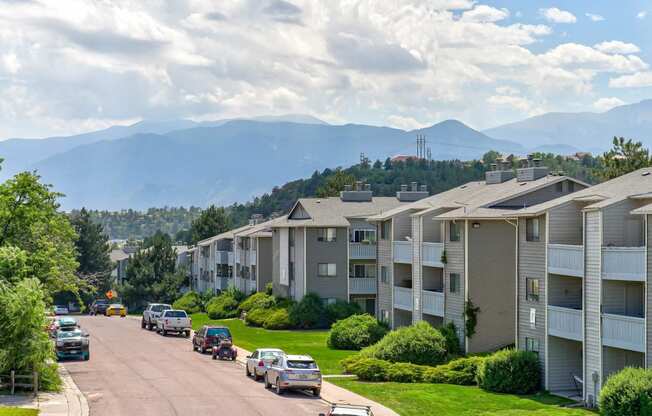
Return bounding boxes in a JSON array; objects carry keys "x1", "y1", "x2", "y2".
[
  {"x1": 637, "y1": 11, "x2": 647, "y2": 19},
  {"x1": 540, "y1": 7, "x2": 577, "y2": 24},
  {"x1": 387, "y1": 115, "x2": 429, "y2": 130},
  {"x1": 609, "y1": 72, "x2": 652, "y2": 88},
  {"x1": 460, "y1": 5, "x2": 509, "y2": 22},
  {"x1": 593, "y1": 97, "x2": 625, "y2": 112},
  {"x1": 585, "y1": 13, "x2": 604, "y2": 22},
  {"x1": 594, "y1": 40, "x2": 640, "y2": 54},
  {"x1": 487, "y1": 94, "x2": 533, "y2": 113}
]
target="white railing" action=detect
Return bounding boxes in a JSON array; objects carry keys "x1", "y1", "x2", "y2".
[
  {"x1": 227, "y1": 251, "x2": 234, "y2": 265},
  {"x1": 548, "y1": 244, "x2": 584, "y2": 277},
  {"x1": 602, "y1": 247, "x2": 646, "y2": 281},
  {"x1": 393, "y1": 241, "x2": 412, "y2": 263},
  {"x1": 393, "y1": 286, "x2": 413, "y2": 311},
  {"x1": 547, "y1": 305, "x2": 582, "y2": 341},
  {"x1": 350, "y1": 277, "x2": 376, "y2": 294},
  {"x1": 216, "y1": 250, "x2": 230, "y2": 264},
  {"x1": 602, "y1": 313, "x2": 645, "y2": 352},
  {"x1": 350, "y1": 242, "x2": 376, "y2": 259},
  {"x1": 422, "y1": 242, "x2": 444, "y2": 267},
  {"x1": 250, "y1": 250, "x2": 257, "y2": 266},
  {"x1": 422, "y1": 290, "x2": 444, "y2": 317},
  {"x1": 235, "y1": 250, "x2": 241, "y2": 264}
]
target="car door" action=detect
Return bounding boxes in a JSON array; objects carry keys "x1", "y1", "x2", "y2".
[
  {"x1": 248, "y1": 350, "x2": 258, "y2": 373},
  {"x1": 270, "y1": 356, "x2": 282, "y2": 381}
]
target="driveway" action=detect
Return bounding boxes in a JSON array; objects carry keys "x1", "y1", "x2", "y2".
[{"x1": 63, "y1": 315, "x2": 328, "y2": 416}]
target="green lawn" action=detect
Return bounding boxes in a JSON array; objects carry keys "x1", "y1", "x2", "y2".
[
  {"x1": 0, "y1": 407, "x2": 39, "y2": 416},
  {"x1": 330, "y1": 379, "x2": 595, "y2": 416},
  {"x1": 190, "y1": 314, "x2": 355, "y2": 374}
]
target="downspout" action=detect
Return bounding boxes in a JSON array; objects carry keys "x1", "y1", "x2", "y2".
[{"x1": 505, "y1": 218, "x2": 518, "y2": 349}]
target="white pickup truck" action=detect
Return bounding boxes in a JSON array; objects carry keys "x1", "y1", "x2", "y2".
[
  {"x1": 156, "y1": 309, "x2": 191, "y2": 337},
  {"x1": 141, "y1": 303, "x2": 171, "y2": 330}
]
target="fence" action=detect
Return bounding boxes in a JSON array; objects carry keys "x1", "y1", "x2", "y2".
[{"x1": 0, "y1": 371, "x2": 39, "y2": 395}]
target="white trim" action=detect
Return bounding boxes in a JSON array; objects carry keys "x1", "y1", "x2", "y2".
[
  {"x1": 582, "y1": 210, "x2": 587, "y2": 401},
  {"x1": 346, "y1": 226, "x2": 350, "y2": 302},
  {"x1": 544, "y1": 212, "x2": 549, "y2": 391},
  {"x1": 464, "y1": 219, "x2": 469, "y2": 354},
  {"x1": 303, "y1": 227, "x2": 307, "y2": 300},
  {"x1": 390, "y1": 219, "x2": 395, "y2": 327},
  {"x1": 645, "y1": 214, "x2": 648, "y2": 368}
]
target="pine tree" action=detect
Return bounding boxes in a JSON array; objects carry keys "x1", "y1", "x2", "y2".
[
  {"x1": 71, "y1": 208, "x2": 112, "y2": 294},
  {"x1": 190, "y1": 206, "x2": 231, "y2": 244}
]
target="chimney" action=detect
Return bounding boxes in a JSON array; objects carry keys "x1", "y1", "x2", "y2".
[
  {"x1": 397, "y1": 182, "x2": 429, "y2": 202},
  {"x1": 344, "y1": 184, "x2": 352, "y2": 192},
  {"x1": 485, "y1": 155, "x2": 515, "y2": 184},
  {"x1": 340, "y1": 182, "x2": 372, "y2": 202},
  {"x1": 411, "y1": 182, "x2": 418, "y2": 192},
  {"x1": 401, "y1": 184, "x2": 408, "y2": 192},
  {"x1": 517, "y1": 154, "x2": 549, "y2": 182}
]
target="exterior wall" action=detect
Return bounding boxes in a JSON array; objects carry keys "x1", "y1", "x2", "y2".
[
  {"x1": 549, "y1": 202, "x2": 583, "y2": 245},
  {"x1": 393, "y1": 213, "x2": 412, "y2": 241},
  {"x1": 271, "y1": 229, "x2": 289, "y2": 298},
  {"x1": 422, "y1": 217, "x2": 441, "y2": 242},
  {"x1": 444, "y1": 220, "x2": 466, "y2": 345},
  {"x1": 548, "y1": 275, "x2": 582, "y2": 308},
  {"x1": 602, "y1": 280, "x2": 644, "y2": 316},
  {"x1": 584, "y1": 210, "x2": 602, "y2": 405},
  {"x1": 494, "y1": 180, "x2": 584, "y2": 209},
  {"x1": 294, "y1": 228, "x2": 305, "y2": 299},
  {"x1": 412, "y1": 215, "x2": 423, "y2": 323},
  {"x1": 603, "y1": 199, "x2": 645, "y2": 246},
  {"x1": 257, "y1": 237, "x2": 273, "y2": 292},
  {"x1": 548, "y1": 336, "x2": 583, "y2": 392},
  {"x1": 647, "y1": 215, "x2": 652, "y2": 367},
  {"x1": 603, "y1": 347, "x2": 644, "y2": 381},
  {"x1": 377, "y1": 220, "x2": 393, "y2": 326},
  {"x1": 467, "y1": 219, "x2": 516, "y2": 353},
  {"x1": 305, "y1": 227, "x2": 348, "y2": 301},
  {"x1": 517, "y1": 216, "x2": 547, "y2": 374},
  {"x1": 289, "y1": 203, "x2": 310, "y2": 219}
]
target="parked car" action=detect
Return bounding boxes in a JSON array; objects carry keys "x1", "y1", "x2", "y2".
[
  {"x1": 53, "y1": 316, "x2": 79, "y2": 335},
  {"x1": 319, "y1": 404, "x2": 374, "y2": 416},
  {"x1": 212, "y1": 336, "x2": 237, "y2": 361},
  {"x1": 105, "y1": 303, "x2": 126, "y2": 317},
  {"x1": 89, "y1": 299, "x2": 110, "y2": 316},
  {"x1": 68, "y1": 303, "x2": 81, "y2": 313},
  {"x1": 141, "y1": 303, "x2": 171, "y2": 330},
  {"x1": 192, "y1": 325, "x2": 232, "y2": 354},
  {"x1": 264, "y1": 354, "x2": 322, "y2": 397},
  {"x1": 245, "y1": 348, "x2": 285, "y2": 380},
  {"x1": 53, "y1": 305, "x2": 69, "y2": 315},
  {"x1": 156, "y1": 309, "x2": 191, "y2": 337},
  {"x1": 55, "y1": 328, "x2": 90, "y2": 361}
]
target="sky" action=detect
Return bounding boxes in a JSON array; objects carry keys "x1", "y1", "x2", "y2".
[{"x1": 0, "y1": 0, "x2": 651, "y2": 139}]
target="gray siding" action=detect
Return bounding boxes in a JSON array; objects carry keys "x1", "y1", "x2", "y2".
[
  {"x1": 467, "y1": 220, "x2": 516, "y2": 353},
  {"x1": 549, "y1": 202, "x2": 583, "y2": 245},
  {"x1": 257, "y1": 237, "x2": 273, "y2": 292},
  {"x1": 393, "y1": 213, "x2": 412, "y2": 241},
  {"x1": 305, "y1": 227, "x2": 348, "y2": 301},
  {"x1": 603, "y1": 347, "x2": 644, "y2": 381},
  {"x1": 378, "y1": 220, "x2": 393, "y2": 325},
  {"x1": 495, "y1": 180, "x2": 584, "y2": 209},
  {"x1": 422, "y1": 217, "x2": 441, "y2": 242},
  {"x1": 584, "y1": 211, "x2": 602, "y2": 403},
  {"x1": 602, "y1": 280, "x2": 644, "y2": 317},
  {"x1": 548, "y1": 336, "x2": 583, "y2": 392},
  {"x1": 294, "y1": 228, "x2": 306, "y2": 299},
  {"x1": 272, "y1": 229, "x2": 288, "y2": 297},
  {"x1": 412, "y1": 216, "x2": 423, "y2": 323},
  {"x1": 289, "y1": 203, "x2": 310, "y2": 219},
  {"x1": 444, "y1": 220, "x2": 466, "y2": 345},
  {"x1": 548, "y1": 275, "x2": 582, "y2": 308},
  {"x1": 603, "y1": 199, "x2": 645, "y2": 247},
  {"x1": 648, "y1": 215, "x2": 652, "y2": 367}
]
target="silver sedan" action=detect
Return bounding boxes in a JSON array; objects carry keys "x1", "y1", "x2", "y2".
[
  {"x1": 245, "y1": 348, "x2": 285, "y2": 381},
  {"x1": 264, "y1": 354, "x2": 322, "y2": 397}
]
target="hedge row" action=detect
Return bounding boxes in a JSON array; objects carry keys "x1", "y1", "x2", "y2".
[
  {"x1": 327, "y1": 314, "x2": 389, "y2": 350},
  {"x1": 600, "y1": 367, "x2": 652, "y2": 416}
]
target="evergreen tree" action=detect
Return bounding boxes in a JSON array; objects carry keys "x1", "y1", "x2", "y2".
[
  {"x1": 315, "y1": 169, "x2": 356, "y2": 197},
  {"x1": 71, "y1": 208, "x2": 112, "y2": 294},
  {"x1": 601, "y1": 136, "x2": 652, "y2": 180},
  {"x1": 384, "y1": 157, "x2": 392, "y2": 170},
  {"x1": 189, "y1": 205, "x2": 231, "y2": 244},
  {"x1": 373, "y1": 159, "x2": 382, "y2": 169}
]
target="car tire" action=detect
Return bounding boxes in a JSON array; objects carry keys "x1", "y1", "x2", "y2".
[
  {"x1": 264, "y1": 374, "x2": 271, "y2": 389},
  {"x1": 141, "y1": 319, "x2": 146, "y2": 329},
  {"x1": 184, "y1": 330, "x2": 190, "y2": 338},
  {"x1": 162, "y1": 328, "x2": 167, "y2": 336},
  {"x1": 245, "y1": 365, "x2": 251, "y2": 377},
  {"x1": 84, "y1": 352, "x2": 90, "y2": 361},
  {"x1": 254, "y1": 372, "x2": 261, "y2": 382},
  {"x1": 312, "y1": 388, "x2": 320, "y2": 397},
  {"x1": 275, "y1": 378, "x2": 283, "y2": 395},
  {"x1": 200, "y1": 345, "x2": 205, "y2": 354},
  {"x1": 212, "y1": 353, "x2": 217, "y2": 360}
]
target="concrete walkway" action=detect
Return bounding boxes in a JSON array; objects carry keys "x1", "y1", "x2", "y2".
[{"x1": 0, "y1": 366, "x2": 89, "y2": 416}]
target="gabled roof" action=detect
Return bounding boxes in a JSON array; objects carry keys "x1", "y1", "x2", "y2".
[
  {"x1": 234, "y1": 219, "x2": 275, "y2": 238},
  {"x1": 197, "y1": 223, "x2": 254, "y2": 246},
  {"x1": 272, "y1": 197, "x2": 404, "y2": 228}
]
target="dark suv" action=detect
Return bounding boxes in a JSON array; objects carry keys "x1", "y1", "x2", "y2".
[
  {"x1": 192, "y1": 326, "x2": 232, "y2": 354},
  {"x1": 89, "y1": 299, "x2": 110, "y2": 316}
]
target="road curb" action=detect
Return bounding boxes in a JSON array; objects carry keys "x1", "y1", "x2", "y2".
[{"x1": 58, "y1": 365, "x2": 90, "y2": 416}]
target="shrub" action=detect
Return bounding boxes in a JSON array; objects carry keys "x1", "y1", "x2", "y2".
[
  {"x1": 439, "y1": 322, "x2": 461, "y2": 357},
  {"x1": 348, "y1": 358, "x2": 391, "y2": 381},
  {"x1": 387, "y1": 362, "x2": 425, "y2": 383},
  {"x1": 206, "y1": 294, "x2": 239, "y2": 319},
  {"x1": 265, "y1": 282, "x2": 273, "y2": 295},
  {"x1": 341, "y1": 354, "x2": 366, "y2": 374},
  {"x1": 422, "y1": 356, "x2": 486, "y2": 385},
  {"x1": 325, "y1": 300, "x2": 361, "y2": 325},
  {"x1": 223, "y1": 286, "x2": 246, "y2": 302},
  {"x1": 172, "y1": 291, "x2": 203, "y2": 314},
  {"x1": 327, "y1": 314, "x2": 389, "y2": 350},
  {"x1": 477, "y1": 349, "x2": 540, "y2": 394},
  {"x1": 289, "y1": 293, "x2": 326, "y2": 329},
  {"x1": 263, "y1": 308, "x2": 291, "y2": 329},
  {"x1": 238, "y1": 292, "x2": 275, "y2": 314},
  {"x1": 244, "y1": 307, "x2": 269, "y2": 327},
  {"x1": 360, "y1": 321, "x2": 448, "y2": 366},
  {"x1": 600, "y1": 367, "x2": 652, "y2": 416}
]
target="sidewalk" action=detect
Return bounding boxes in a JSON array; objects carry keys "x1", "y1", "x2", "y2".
[{"x1": 0, "y1": 366, "x2": 89, "y2": 416}]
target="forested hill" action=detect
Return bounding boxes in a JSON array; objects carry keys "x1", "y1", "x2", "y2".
[{"x1": 85, "y1": 153, "x2": 603, "y2": 240}]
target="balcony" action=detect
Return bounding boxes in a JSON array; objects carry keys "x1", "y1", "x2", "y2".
[
  {"x1": 602, "y1": 247, "x2": 646, "y2": 281},
  {"x1": 548, "y1": 244, "x2": 583, "y2": 277},
  {"x1": 350, "y1": 277, "x2": 377, "y2": 295},
  {"x1": 422, "y1": 290, "x2": 444, "y2": 317},
  {"x1": 393, "y1": 241, "x2": 412, "y2": 263},
  {"x1": 350, "y1": 242, "x2": 376, "y2": 259},
  {"x1": 602, "y1": 313, "x2": 645, "y2": 352},
  {"x1": 422, "y1": 242, "x2": 444, "y2": 268},
  {"x1": 216, "y1": 250, "x2": 231, "y2": 264},
  {"x1": 250, "y1": 250, "x2": 257, "y2": 266},
  {"x1": 547, "y1": 306, "x2": 582, "y2": 341},
  {"x1": 393, "y1": 286, "x2": 413, "y2": 311}
]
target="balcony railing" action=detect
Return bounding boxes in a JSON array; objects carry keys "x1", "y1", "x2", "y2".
[
  {"x1": 547, "y1": 305, "x2": 582, "y2": 341},
  {"x1": 250, "y1": 250, "x2": 257, "y2": 266},
  {"x1": 602, "y1": 313, "x2": 645, "y2": 352},
  {"x1": 422, "y1": 290, "x2": 444, "y2": 317},
  {"x1": 393, "y1": 241, "x2": 412, "y2": 263},
  {"x1": 548, "y1": 244, "x2": 584, "y2": 277},
  {"x1": 216, "y1": 250, "x2": 231, "y2": 264},
  {"x1": 393, "y1": 286, "x2": 413, "y2": 311},
  {"x1": 350, "y1": 242, "x2": 376, "y2": 259},
  {"x1": 602, "y1": 247, "x2": 646, "y2": 281},
  {"x1": 422, "y1": 242, "x2": 444, "y2": 267},
  {"x1": 350, "y1": 277, "x2": 377, "y2": 294}
]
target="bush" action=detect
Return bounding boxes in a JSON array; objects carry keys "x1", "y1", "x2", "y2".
[
  {"x1": 238, "y1": 292, "x2": 275, "y2": 314},
  {"x1": 360, "y1": 321, "x2": 448, "y2": 366},
  {"x1": 422, "y1": 356, "x2": 486, "y2": 385},
  {"x1": 348, "y1": 358, "x2": 391, "y2": 381},
  {"x1": 341, "y1": 354, "x2": 365, "y2": 374},
  {"x1": 265, "y1": 282, "x2": 273, "y2": 295},
  {"x1": 289, "y1": 293, "x2": 326, "y2": 329},
  {"x1": 223, "y1": 286, "x2": 246, "y2": 302},
  {"x1": 325, "y1": 300, "x2": 361, "y2": 325},
  {"x1": 244, "y1": 307, "x2": 269, "y2": 327},
  {"x1": 327, "y1": 314, "x2": 389, "y2": 350},
  {"x1": 600, "y1": 367, "x2": 652, "y2": 416},
  {"x1": 477, "y1": 349, "x2": 540, "y2": 394},
  {"x1": 263, "y1": 308, "x2": 291, "y2": 329},
  {"x1": 172, "y1": 291, "x2": 203, "y2": 314},
  {"x1": 206, "y1": 294, "x2": 239, "y2": 319},
  {"x1": 387, "y1": 362, "x2": 425, "y2": 383},
  {"x1": 439, "y1": 322, "x2": 461, "y2": 357}
]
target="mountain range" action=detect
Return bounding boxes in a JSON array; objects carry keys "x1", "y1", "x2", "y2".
[{"x1": 1, "y1": 100, "x2": 651, "y2": 210}]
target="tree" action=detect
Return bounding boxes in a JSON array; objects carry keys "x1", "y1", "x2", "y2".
[
  {"x1": 482, "y1": 150, "x2": 501, "y2": 166},
  {"x1": 71, "y1": 208, "x2": 112, "y2": 295},
  {"x1": 315, "y1": 169, "x2": 356, "y2": 197},
  {"x1": 373, "y1": 159, "x2": 382, "y2": 169},
  {"x1": 190, "y1": 205, "x2": 231, "y2": 244},
  {"x1": 383, "y1": 157, "x2": 392, "y2": 170},
  {"x1": 601, "y1": 137, "x2": 652, "y2": 180}
]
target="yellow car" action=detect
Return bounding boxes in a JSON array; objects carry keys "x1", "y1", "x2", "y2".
[{"x1": 105, "y1": 303, "x2": 126, "y2": 317}]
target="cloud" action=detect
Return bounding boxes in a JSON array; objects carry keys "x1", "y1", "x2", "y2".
[
  {"x1": 387, "y1": 115, "x2": 429, "y2": 130},
  {"x1": 594, "y1": 41, "x2": 640, "y2": 55},
  {"x1": 1, "y1": 53, "x2": 20, "y2": 74},
  {"x1": 487, "y1": 94, "x2": 533, "y2": 113},
  {"x1": 637, "y1": 11, "x2": 647, "y2": 19},
  {"x1": 460, "y1": 5, "x2": 509, "y2": 23},
  {"x1": 539, "y1": 43, "x2": 647, "y2": 73},
  {"x1": 539, "y1": 7, "x2": 577, "y2": 24},
  {"x1": 585, "y1": 13, "x2": 604, "y2": 22},
  {"x1": 593, "y1": 97, "x2": 625, "y2": 112},
  {"x1": 609, "y1": 72, "x2": 652, "y2": 88}
]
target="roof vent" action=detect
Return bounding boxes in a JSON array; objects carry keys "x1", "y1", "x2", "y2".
[
  {"x1": 340, "y1": 182, "x2": 373, "y2": 202},
  {"x1": 485, "y1": 156, "x2": 515, "y2": 184},
  {"x1": 397, "y1": 183, "x2": 429, "y2": 202},
  {"x1": 516, "y1": 154, "x2": 549, "y2": 182}
]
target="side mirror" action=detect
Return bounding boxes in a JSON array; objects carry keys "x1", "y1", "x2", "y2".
[
  {"x1": 82, "y1": 332, "x2": 89, "y2": 337},
  {"x1": 246, "y1": 355, "x2": 251, "y2": 359}
]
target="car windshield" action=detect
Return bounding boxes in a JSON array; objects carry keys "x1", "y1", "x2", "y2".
[
  {"x1": 261, "y1": 351, "x2": 283, "y2": 359},
  {"x1": 95, "y1": 300, "x2": 109, "y2": 305},
  {"x1": 59, "y1": 318, "x2": 77, "y2": 326},
  {"x1": 57, "y1": 330, "x2": 82, "y2": 339},
  {"x1": 164, "y1": 311, "x2": 187, "y2": 318},
  {"x1": 110, "y1": 304, "x2": 123, "y2": 308},
  {"x1": 287, "y1": 360, "x2": 317, "y2": 369},
  {"x1": 152, "y1": 305, "x2": 171, "y2": 312},
  {"x1": 206, "y1": 328, "x2": 231, "y2": 337}
]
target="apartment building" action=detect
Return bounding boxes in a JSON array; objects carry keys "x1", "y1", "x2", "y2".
[
  {"x1": 233, "y1": 219, "x2": 274, "y2": 294},
  {"x1": 514, "y1": 167, "x2": 652, "y2": 405},
  {"x1": 270, "y1": 183, "x2": 411, "y2": 314},
  {"x1": 370, "y1": 159, "x2": 586, "y2": 354}
]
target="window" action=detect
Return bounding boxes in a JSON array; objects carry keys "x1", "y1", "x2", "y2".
[
  {"x1": 318, "y1": 263, "x2": 337, "y2": 277},
  {"x1": 449, "y1": 273, "x2": 460, "y2": 294},
  {"x1": 352, "y1": 229, "x2": 376, "y2": 243},
  {"x1": 380, "y1": 266, "x2": 388, "y2": 283},
  {"x1": 350, "y1": 264, "x2": 376, "y2": 278},
  {"x1": 525, "y1": 337, "x2": 540, "y2": 356},
  {"x1": 526, "y1": 278, "x2": 540, "y2": 302},
  {"x1": 381, "y1": 221, "x2": 391, "y2": 240},
  {"x1": 317, "y1": 228, "x2": 337, "y2": 242},
  {"x1": 449, "y1": 222, "x2": 461, "y2": 242},
  {"x1": 526, "y1": 218, "x2": 540, "y2": 241}
]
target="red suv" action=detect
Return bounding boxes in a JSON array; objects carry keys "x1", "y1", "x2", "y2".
[{"x1": 192, "y1": 325, "x2": 232, "y2": 354}]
